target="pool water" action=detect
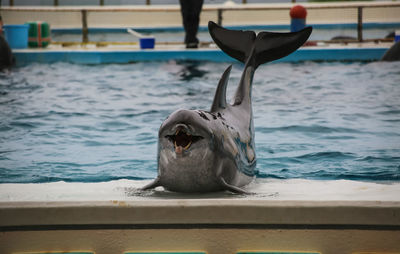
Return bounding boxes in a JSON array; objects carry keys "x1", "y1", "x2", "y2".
[{"x1": 0, "y1": 61, "x2": 399, "y2": 183}]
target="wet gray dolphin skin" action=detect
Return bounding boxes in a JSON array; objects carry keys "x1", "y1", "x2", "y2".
[
  {"x1": 381, "y1": 41, "x2": 400, "y2": 62},
  {"x1": 143, "y1": 21, "x2": 312, "y2": 193},
  {"x1": 0, "y1": 35, "x2": 13, "y2": 71}
]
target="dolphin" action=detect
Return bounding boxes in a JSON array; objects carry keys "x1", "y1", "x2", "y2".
[
  {"x1": 0, "y1": 34, "x2": 13, "y2": 71},
  {"x1": 381, "y1": 41, "x2": 400, "y2": 62},
  {"x1": 143, "y1": 21, "x2": 312, "y2": 193}
]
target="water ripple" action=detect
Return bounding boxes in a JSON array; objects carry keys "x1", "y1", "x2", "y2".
[
  {"x1": 295, "y1": 151, "x2": 357, "y2": 160},
  {"x1": 256, "y1": 125, "x2": 362, "y2": 134}
]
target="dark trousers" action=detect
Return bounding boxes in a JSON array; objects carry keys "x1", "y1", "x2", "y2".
[{"x1": 179, "y1": 0, "x2": 204, "y2": 45}]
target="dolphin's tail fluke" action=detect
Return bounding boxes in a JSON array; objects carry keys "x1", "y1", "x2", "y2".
[{"x1": 208, "y1": 21, "x2": 312, "y2": 68}]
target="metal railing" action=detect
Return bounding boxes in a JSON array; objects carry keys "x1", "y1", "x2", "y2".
[
  {"x1": 2, "y1": 2, "x2": 399, "y2": 43},
  {"x1": 7, "y1": 0, "x2": 255, "y2": 6}
]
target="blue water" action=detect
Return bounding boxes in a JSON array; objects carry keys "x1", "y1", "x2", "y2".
[{"x1": 1, "y1": 61, "x2": 400, "y2": 183}]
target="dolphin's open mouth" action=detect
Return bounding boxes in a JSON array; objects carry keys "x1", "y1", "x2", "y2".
[{"x1": 166, "y1": 126, "x2": 203, "y2": 151}]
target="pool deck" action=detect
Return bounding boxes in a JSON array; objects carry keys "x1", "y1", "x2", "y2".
[
  {"x1": 13, "y1": 41, "x2": 394, "y2": 64},
  {"x1": 3, "y1": 2, "x2": 399, "y2": 64}
]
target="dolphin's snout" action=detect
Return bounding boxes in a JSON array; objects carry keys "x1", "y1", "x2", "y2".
[{"x1": 173, "y1": 123, "x2": 191, "y2": 135}]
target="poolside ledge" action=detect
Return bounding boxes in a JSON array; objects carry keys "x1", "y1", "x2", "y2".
[{"x1": 1, "y1": 200, "x2": 399, "y2": 254}]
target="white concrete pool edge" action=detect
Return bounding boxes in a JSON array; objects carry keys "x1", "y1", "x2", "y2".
[{"x1": 0, "y1": 179, "x2": 399, "y2": 202}]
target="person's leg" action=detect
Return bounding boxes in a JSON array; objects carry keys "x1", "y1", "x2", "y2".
[
  {"x1": 179, "y1": 0, "x2": 190, "y2": 43},
  {"x1": 189, "y1": 0, "x2": 203, "y2": 47},
  {"x1": 179, "y1": 0, "x2": 204, "y2": 48}
]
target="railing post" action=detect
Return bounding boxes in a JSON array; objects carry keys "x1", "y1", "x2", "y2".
[
  {"x1": 9, "y1": 0, "x2": 14, "y2": 6},
  {"x1": 54, "y1": 0, "x2": 58, "y2": 6},
  {"x1": 81, "y1": 10, "x2": 89, "y2": 44},
  {"x1": 242, "y1": 0, "x2": 247, "y2": 3},
  {"x1": 146, "y1": 0, "x2": 150, "y2": 5},
  {"x1": 217, "y1": 9, "x2": 223, "y2": 26},
  {"x1": 357, "y1": 6, "x2": 363, "y2": 42},
  {"x1": 100, "y1": 0, "x2": 104, "y2": 6}
]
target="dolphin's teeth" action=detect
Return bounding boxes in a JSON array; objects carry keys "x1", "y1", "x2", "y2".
[
  {"x1": 184, "y1": 141, "x2": 192, "y2": 150},
  {"x1": 175, "y1": 139, "x2": 192, "y2": 151},
  {"x1": 168, "y1": 127, "x2": 203, "y2": 152}
]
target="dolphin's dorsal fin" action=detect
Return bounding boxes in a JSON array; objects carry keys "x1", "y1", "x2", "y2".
[
  {"x1": 210, "y1": 65, "x2": 232, "y2": 112},
  {"x1": 208, "y1": 21, "x2": 312, "y2": 68}
]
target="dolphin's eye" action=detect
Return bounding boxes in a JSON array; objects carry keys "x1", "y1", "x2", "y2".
[{"x1": 166, "y1": 128, "x2": 203, "y2": 150}]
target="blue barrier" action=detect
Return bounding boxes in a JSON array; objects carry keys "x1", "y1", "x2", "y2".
[{"x1": 13, "y1": 47, "x2": 388, "y2": 65}]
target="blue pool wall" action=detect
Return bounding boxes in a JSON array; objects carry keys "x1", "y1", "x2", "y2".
[{"x1": 14, "y1": 48, "x2": 389, "y2": 65}]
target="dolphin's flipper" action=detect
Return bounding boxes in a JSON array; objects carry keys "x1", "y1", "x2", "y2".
[
  {"x1": 219, "y1": 177, "x2": 249, "y2": 194},
  {"x1": 141, "y1": 177, "x2": 161, "y2": 190},
  {"x1": 210, "y1": 65, "x2": 232, "y2": 112},
  {"x1": 208, "y1": 21, "x2": 312, "y2": 68}
]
